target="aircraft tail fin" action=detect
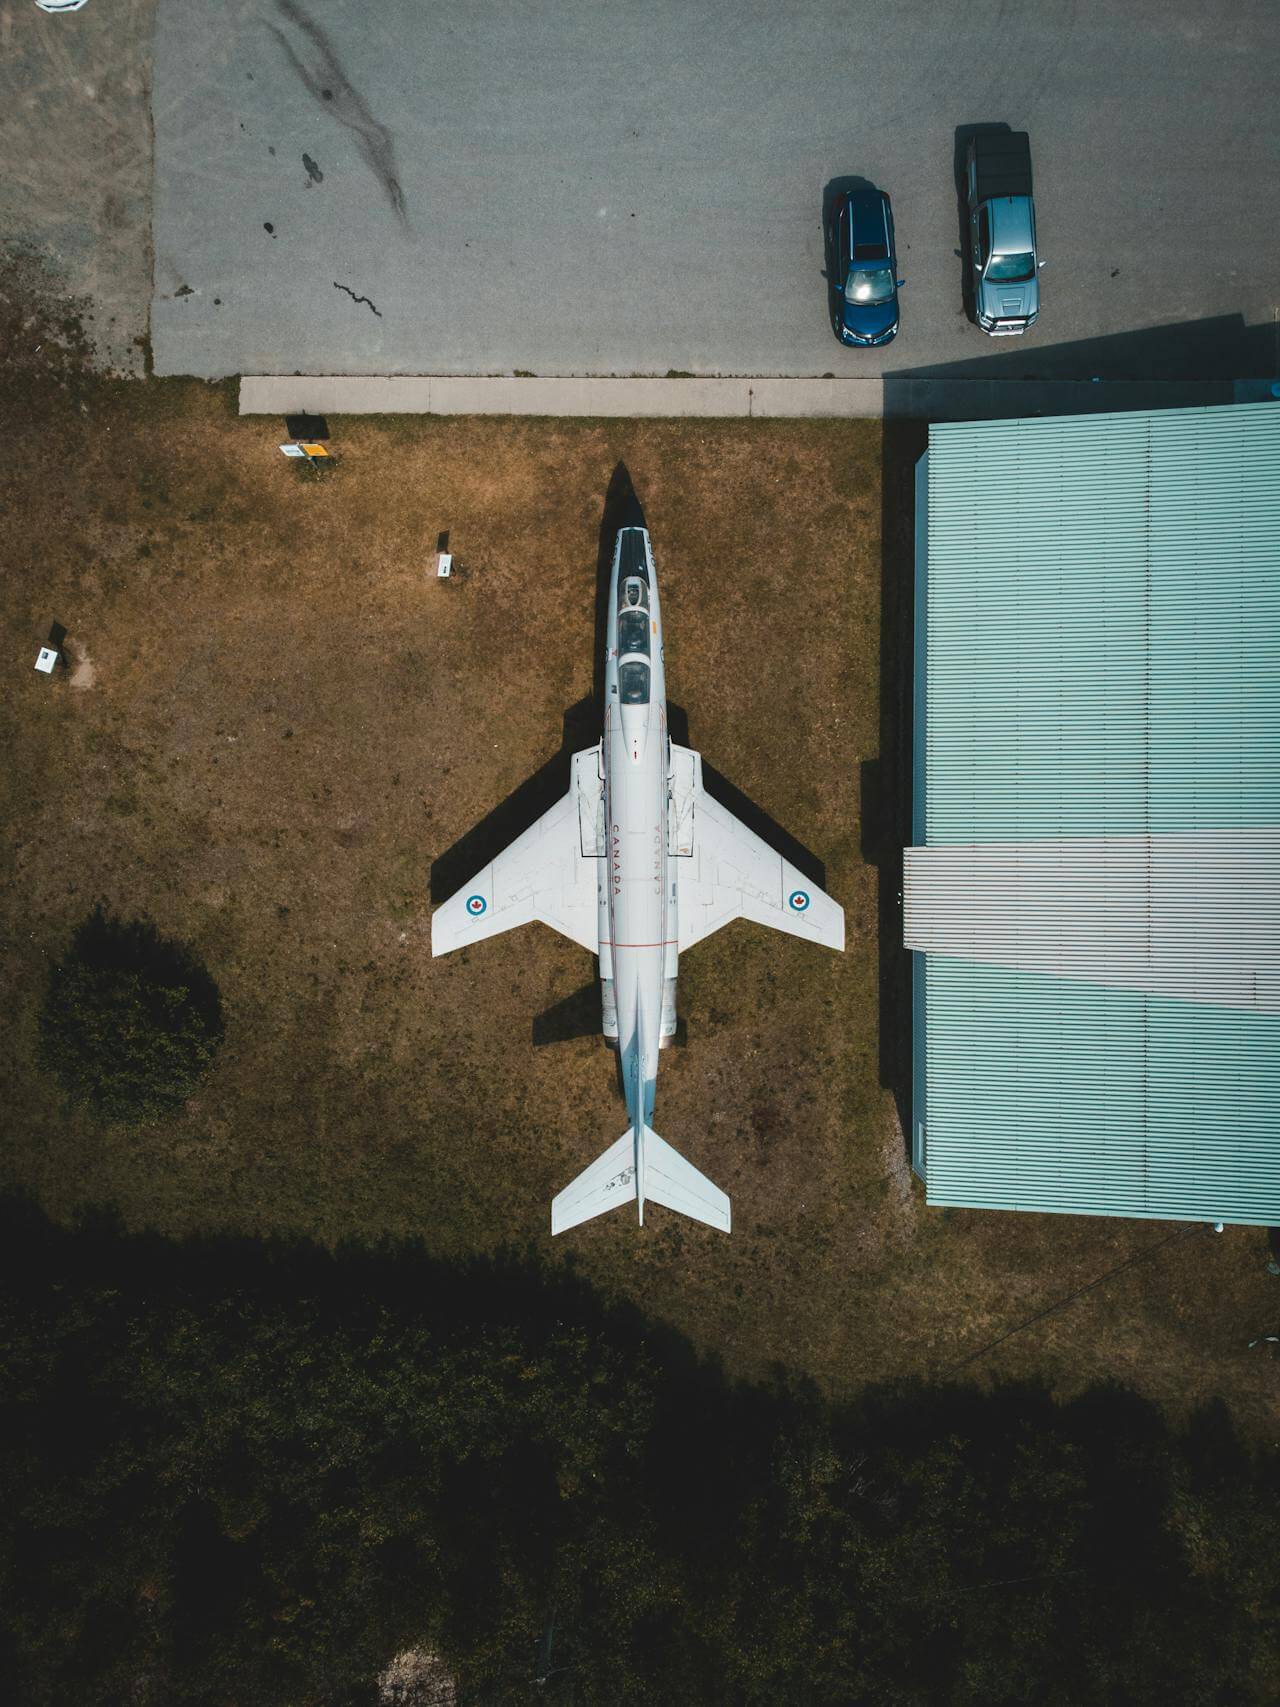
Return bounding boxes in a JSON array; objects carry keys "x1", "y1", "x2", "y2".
[{"x1": 550, "y1": 1126, "x2": 731, "y2": 1235}]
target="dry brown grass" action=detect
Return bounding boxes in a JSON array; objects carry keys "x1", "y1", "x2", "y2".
[{"x1": 2, "y1": 364, "x2": 1275, "y2": 1439}]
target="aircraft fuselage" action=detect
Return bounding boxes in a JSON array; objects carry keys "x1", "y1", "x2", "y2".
[{"x1": 600, "y1": 527, "x2": 676, "y2": 1145}]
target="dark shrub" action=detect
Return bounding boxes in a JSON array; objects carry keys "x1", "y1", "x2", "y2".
[{"x1": 38, "y1": 905, "x2": 223, "y2": 1122}]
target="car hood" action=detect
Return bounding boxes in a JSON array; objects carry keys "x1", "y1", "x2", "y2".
[
  {"x1": 977, "y1": 275, "x2": 1039, "y2": 323},
  {"x1": 843, "y1": 297, "x2": 897, "y2": 337}
]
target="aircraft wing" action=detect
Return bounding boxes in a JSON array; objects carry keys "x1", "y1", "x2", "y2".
[
  {"x1": 672, "y1": 747, "x2": 844, "y2": 954},
  {"x1": 432, "y1": 749, "x2": 602, "y2": 957}
]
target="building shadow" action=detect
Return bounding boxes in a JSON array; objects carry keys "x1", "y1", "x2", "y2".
[
  {"x1": 870, "y1": 418, "x2": 927, "y2": 1156},
  {"x1": 884, "y1": 313, "x2": 1278, "y2": 396}
]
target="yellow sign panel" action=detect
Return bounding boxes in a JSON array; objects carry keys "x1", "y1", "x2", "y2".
[{"x1": 299, "y1": 442, "x2": 330, "y2": 457}]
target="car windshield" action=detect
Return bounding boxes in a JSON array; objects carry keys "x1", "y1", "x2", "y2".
[
  {"x1": 845, "y1": 267, "x2": 894, "y2": 305},
  {"x1": 986, "y1": 250, "x2": 1035, "y2": 282}
]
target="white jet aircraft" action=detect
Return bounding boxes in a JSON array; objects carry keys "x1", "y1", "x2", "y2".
[{"x1": 432, "y1": 526, "x2": 844, "y2": 1234}]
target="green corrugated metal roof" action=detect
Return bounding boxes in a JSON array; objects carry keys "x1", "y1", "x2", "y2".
[
  {"x1": 914, "y1": 402, "x2": 1280, "y2": 1223},
  {"x1": 923, "y1": 962, "x2": 1280, "y2": 1222}
]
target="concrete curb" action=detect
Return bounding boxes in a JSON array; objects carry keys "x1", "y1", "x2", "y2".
[
  {"x1": 240, "y1": 374, "x2": 1269, "y2": 420},
  {"x1": 241, "y1": 376, "x2": 884, "y2": 417}
]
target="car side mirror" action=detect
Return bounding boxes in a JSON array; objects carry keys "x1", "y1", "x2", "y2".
[
  {"x1": 897, "y1": 277, "x2": 906, "y2": 287},
  {"x1": 1038, "y1": 259, "x2": 1047, "y2": 270}
]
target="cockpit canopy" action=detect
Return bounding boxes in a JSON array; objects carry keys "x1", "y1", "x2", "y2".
[
  {"x1": 619, "y1": 660, "x2": 650, "y2": 704},
  {"x1": 615, "y1": 536, "x2": 653, "y2": 706},
  {"x1": 617, "y1": 576, "x2": 652, "y2": 703},
  {"x1": 618, "y1": 604, "x2": 650, "y2": 657}
]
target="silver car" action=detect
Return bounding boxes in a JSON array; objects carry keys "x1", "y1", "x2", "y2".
[{"x1": 965, "y1": 131, "x2": 1044, "y2": 336}]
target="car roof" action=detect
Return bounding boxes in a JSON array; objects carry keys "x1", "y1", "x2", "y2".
[
  {"x1": 989, "y1": 196, "x2": 1034, "y2": 252},
  {"x1": 845, "y1": 189, "x2": 890, "y2": 262}
]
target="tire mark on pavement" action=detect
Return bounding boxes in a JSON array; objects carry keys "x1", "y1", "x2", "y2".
[{"x1": 269, "y1": 0, "x2": 408, "y2": 227}]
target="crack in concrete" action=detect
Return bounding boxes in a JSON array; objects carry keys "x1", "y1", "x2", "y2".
[{"x1": 332, "y1": 281, "x2": 382, "y2": 318}]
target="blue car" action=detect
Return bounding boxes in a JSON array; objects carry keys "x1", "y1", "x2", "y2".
[{"x1": 831, "y1": 188, "x2": 902, "y2": 347}]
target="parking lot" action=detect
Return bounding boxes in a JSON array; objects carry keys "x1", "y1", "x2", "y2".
[{"x1": 150, "y1": 0, "x2": 1280, "y2": 380}]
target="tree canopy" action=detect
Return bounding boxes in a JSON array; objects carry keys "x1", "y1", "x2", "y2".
[
  {"x1": 37, "y1": 906, "x2": 224, "y2": 1122},
  {"x1": 0, "y1": 1195, "x2": 1275, "y2": 1706}
]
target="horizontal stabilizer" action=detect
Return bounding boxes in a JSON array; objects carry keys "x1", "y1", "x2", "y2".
[
  {"x1": 551, "y1": 1130, "x2": 636, "y2": 1234},
  {"x1": 644, "y1": 1129, "x2": 731, "y2": 1232}
]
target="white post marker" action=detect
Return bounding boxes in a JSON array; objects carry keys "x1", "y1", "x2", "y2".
[
  {"x1": 437, "y1": 553, "x2": 453, "y2": 578},
  {"x1": 35, "y1": 647, "x2": 59, "y2": 674}
]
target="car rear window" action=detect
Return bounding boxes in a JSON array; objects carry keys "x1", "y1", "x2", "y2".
[{"x1": 853, "y1": 242, "x2": 887, "y2": 261}]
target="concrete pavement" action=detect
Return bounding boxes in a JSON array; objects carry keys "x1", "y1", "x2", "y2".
[
  {"x1": 5, "y1": 1, "x2": 1276, "y2": 394},
  {"x1": 156, "y1": 0, "x2": 1280, "y2": 382},
  {"x1": 240, "y1": 373, "x2": 1260, "y2": 419},
  {"x1": 1, "y1": 0, "x2": 156, "y2": 374}
]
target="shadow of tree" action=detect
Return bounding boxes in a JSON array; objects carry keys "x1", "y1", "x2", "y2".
[{"x1": 1, "y1": 1192, "x2": 1273, "y2": 1706}]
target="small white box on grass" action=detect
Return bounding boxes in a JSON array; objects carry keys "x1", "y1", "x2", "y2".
[
  {"x1": 280, "y1": 443, "x2": 307, "y2": 457},
  {"x1": 437, "y1": 553, "x2": 453, "y2": 578},
  {"x1": 35, "y1": 647, "x2": 59, "y2": 674}
]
